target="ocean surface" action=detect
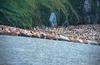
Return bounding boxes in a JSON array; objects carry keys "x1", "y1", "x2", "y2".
[{"x1": 0, "y1": 35, "x2": 100, "y2": 65}]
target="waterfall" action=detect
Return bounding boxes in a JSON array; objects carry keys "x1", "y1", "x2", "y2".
[
  {"x1": 83, "y1": 0, "x2": 100, "y2": 24},
  {"x1": 83, "y1": 0, "x2": 92, "y2": 24},
  {"x1": 97, "y1": 0, "x2": 100, "y2": 6},
  {"x1": 49, "y1": 12, "x2": 57, "y2": 27},
  {"x1": 96, "y1": 0, "x2": 100, "y2": 24},
  {"x1": 84, "y1": 0, "x2": 91, "y2": 12}
]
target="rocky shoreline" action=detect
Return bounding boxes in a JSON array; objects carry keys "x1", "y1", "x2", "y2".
[{"x1": 0, "y1": 24, "x2": 100, "y2": 45}]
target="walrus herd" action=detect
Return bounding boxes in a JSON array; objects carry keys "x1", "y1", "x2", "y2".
[{"x1": 0, "y1": 24, "x2": 100, "y2": 45}]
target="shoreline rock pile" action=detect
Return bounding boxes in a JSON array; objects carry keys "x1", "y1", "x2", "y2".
[{"x1": 0, "y1": 24, "x2": 100, "y2": 45}]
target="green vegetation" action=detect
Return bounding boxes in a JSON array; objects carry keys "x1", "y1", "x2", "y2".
[{"x1": 0, "y1": 0, "x2": 100, "y2": 29}]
